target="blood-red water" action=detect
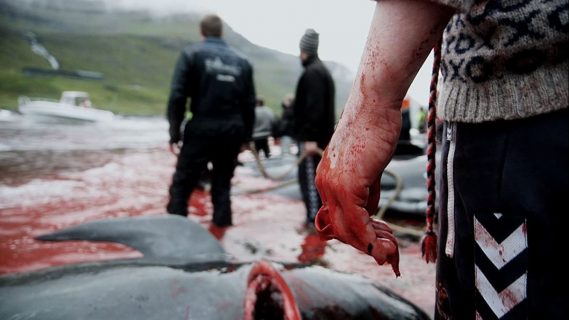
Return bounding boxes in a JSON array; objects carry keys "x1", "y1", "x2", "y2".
[{"x1": 0, "y1": 120, "x2": 435, "y2": 315}]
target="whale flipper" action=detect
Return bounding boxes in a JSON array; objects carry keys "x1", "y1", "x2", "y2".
[{"x1": 36, "y1": 215, "x2": 227, "y2": 265}]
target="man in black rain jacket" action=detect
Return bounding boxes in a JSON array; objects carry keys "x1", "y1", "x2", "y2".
[
  {"x1": 293, "y1": 28, "x2": 336, "y2": 227},
  {"x1": 166, "y1": 14, "x2": 256, "y2": 227}
]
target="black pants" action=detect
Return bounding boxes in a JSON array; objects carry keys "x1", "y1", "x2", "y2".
[
  {"x1": 254, "y1": 137, "x2": 271, "y2": 158},
  {"x1": 298, "y1": 143, "x2": 322, "y2": 225},
  {"x1": 167, "y1": 134, "x2": 242, "y2": 227},
  {"x1": 435, "y1": 109, "x2": 568, "y2": 320}
]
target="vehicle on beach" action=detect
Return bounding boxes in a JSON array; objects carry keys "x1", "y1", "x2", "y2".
[{"x1": 18, "y1": 91, "x2": 114, "y2": 122}]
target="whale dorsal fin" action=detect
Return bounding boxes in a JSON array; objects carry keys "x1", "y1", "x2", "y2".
[{"x1": 37, "y1": 215, "x2": 227, "y2": 265}]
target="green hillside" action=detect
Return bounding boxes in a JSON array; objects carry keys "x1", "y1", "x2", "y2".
[{"x1": 0, "y1": 0, "x2": 352, "y2": 116}]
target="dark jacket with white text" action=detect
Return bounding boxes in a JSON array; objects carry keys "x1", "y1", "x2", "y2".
[{"x1": 167, "y1": 38, "x2": 256, "y2": 143}]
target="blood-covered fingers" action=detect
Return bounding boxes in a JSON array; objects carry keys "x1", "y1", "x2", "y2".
[
  {"x1": 371, "y1": 219, "x2": 393, "y2": 233},
  {"x1": 314, "y1": 148, "x2": 400, "y2": 276},
  {"x1": 365, "y1": 176, "x2": 381, "y2": 215},
  {"x1": 371, "y1": 220, "x2": 400, "y2": 276},
  {"x1": 374, "y1": 229, "x2": 398, "y2": 246},
  {"x1": 368, "y1": 238, "x2": 396, "y2": 264},
  {"x1": 370, "y1": 238, "x2": 400, "y2": 276},
  {"x1": 314, "y1": 206, "x2": 335, "y2": 240},
  {"x1": 388, "y1": 244, "x2": 401, "y2": 277}
]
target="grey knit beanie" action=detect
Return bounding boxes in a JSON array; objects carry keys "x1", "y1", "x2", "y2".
[{"x1": 299, "y1": 28, "x2": 319, "y2": 55}]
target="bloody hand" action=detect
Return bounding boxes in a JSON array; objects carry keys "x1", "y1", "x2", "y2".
[{"x1": 314, "y1": 110, "x2": 401, "y2": 277}]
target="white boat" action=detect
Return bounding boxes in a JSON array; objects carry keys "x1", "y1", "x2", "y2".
[
  {"x1": 18, "y1": 91, "x2": 114, "y2": 122},
  {"x1": 0, "y1": 109, "x2": 23, "y2": 122}
]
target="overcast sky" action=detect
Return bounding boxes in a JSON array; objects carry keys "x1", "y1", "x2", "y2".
[{"x1": 109, "y1": 0, "x2": 434, "y2": 104}]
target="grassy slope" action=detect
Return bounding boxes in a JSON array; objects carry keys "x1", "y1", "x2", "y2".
[
  {"x1": 0, "y1": 29, "x2": 174, "y2": 115},
  {"x1": 0, "y1": 1, "x2": 350, "y2": 116}
]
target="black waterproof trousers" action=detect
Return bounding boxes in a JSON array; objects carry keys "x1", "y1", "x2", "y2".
[
  {"x1": 167, "y1": 133, "x2": 242, "y2": 227},
  {"x1": 435, "y1": 109, "x2": 568, "y2": 320},
  {"x1": 254, "y1": 137, "x2": 271, "y2": 159}
]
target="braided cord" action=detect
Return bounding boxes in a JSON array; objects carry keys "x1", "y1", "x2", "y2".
[
  {"x1": 426, "y1": 39, "x2": 442, "y2": 235},
  {"x1": 421, "y1": 38, "x2": 442, "y2": 263}
]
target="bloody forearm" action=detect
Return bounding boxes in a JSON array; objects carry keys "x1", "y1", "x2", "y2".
[{"x1": 315, "y1": 0, "x2": 454, "y2": 275}]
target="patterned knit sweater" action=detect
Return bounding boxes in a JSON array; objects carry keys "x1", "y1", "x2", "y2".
[{"x1": 433, "y1": 0, "x2": 568, "y2": 123}]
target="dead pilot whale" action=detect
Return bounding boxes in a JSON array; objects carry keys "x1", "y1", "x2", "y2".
[{"x1": 0, "y1": 215, "x2": 429, "y2": 320}]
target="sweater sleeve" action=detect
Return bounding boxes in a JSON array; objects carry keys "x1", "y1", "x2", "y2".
[
  {"x1": 429, "y1": 0, "x2": 475, "y2": 12},
  {"x1": 374, "y1": 0, "x2": 474, "y2": 12}
]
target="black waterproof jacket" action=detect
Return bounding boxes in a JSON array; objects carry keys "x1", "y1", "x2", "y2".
[
  {"x1": 167, "y1": 38, "x2": 256, "y2": 143},
  {"x1": 293, "y1": 55, "x2": 335, "y2": 148}
]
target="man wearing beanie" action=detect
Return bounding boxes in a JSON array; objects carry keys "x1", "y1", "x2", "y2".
[{"x1": 293, "y1": 28, "x2": 336, "y2": 228}]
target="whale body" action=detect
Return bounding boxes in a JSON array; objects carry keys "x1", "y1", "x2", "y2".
[{"x1": 0, "y1": 215, "x2": 429, "y2": 320}]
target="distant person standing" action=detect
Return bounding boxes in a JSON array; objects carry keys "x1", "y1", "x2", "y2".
[
  {"x1": 399, "y1": 103, "x2": 411, "y2": 142},
  {"x1": 252, "y1": 97, "x2": 275, "y2": 159},
  {"x1": 293, "y1": 28, "x2": 335, "y2": 228},
  {"x1": 166, "y1": 14, "x2": 256, "y2": 228},
  {"x1": 417, "y1": 105, "x2": 427, "y2": 134},
  {"x1": 277, "y1": 93, "x2": 296, "y2": 156}
]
